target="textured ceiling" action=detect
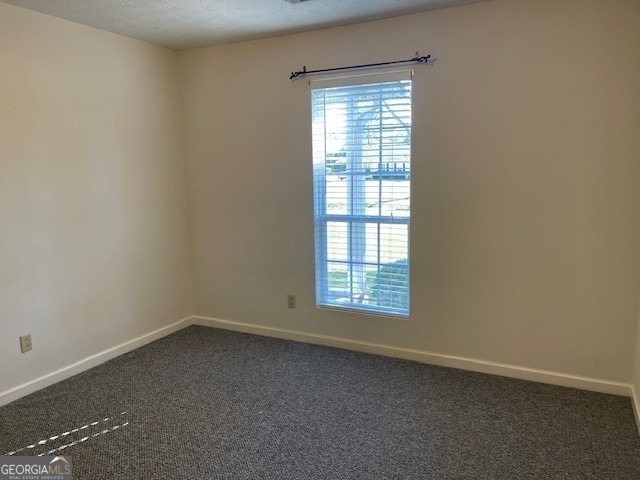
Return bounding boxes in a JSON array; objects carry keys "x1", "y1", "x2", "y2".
[{"x1": 0, "y1": 0, "x2": 488, "y2": 50}]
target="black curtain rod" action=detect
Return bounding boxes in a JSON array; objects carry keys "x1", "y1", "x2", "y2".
[{"x1": 290, "y1": 54, "x2": 431, "y2": 80}]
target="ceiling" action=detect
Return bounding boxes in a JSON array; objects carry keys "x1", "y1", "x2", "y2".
[{"x1": 0, "y1": 0, "x2": 488, "y2": 50}]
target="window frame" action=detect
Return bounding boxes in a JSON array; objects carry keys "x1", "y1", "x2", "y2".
[{"x1": 311, "y1": 72, "x2": 412, "y2": 318}]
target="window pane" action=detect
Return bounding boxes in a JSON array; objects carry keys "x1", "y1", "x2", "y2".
[
  {"x1": 380, "y1": 223, "x2": 408, "y2": 263},
  {"x1": 327, "y1": 222, "x2": 348, "y2": 261},
  {"x1": 327, "y1": 262, "x2": 349, "y2": 294}
]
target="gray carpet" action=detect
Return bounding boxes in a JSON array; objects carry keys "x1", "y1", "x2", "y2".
[{"x1": 1, "y1": 325, "x2": 639, "y2": 479}]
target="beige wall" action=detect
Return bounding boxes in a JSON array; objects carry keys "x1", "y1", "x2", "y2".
[
  {"x1": 2, "y1": 0, "x2": 639, "y2": 399},
  {"x1": 180, "y1": 0, "x2": 640, "y2": 383},
  {"x1": 0, "y1": 4, "x2": 192, "y2": 394}
]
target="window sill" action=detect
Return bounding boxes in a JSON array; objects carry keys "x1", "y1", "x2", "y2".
[{"x1": 316, "y1": 304, "x2": 410, "y2": 320}]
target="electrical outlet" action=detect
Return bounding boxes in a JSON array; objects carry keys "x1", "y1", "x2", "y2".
[
  {"x1": 20, "y1": 334, "x2": 32, "y2": 353},
  {"x1": 287, "y1": 295, "x2": 296, "y2": 309}
]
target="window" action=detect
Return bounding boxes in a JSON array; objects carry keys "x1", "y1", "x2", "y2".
[{"x1": 312, "y1": 73, "x2": 412, "y2": 317}]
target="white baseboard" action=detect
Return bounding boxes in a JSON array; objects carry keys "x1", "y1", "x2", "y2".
[
  {"x1": 192, "y1": 315, "x2": 633, "y2": 398},
  {"x1": 0, "y1": 317, "x2": 191, "y2": 407}
]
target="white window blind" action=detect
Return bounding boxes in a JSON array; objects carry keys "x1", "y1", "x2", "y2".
[{"x1": 312, "y1": 73, "x2": 411, "y2": 317}]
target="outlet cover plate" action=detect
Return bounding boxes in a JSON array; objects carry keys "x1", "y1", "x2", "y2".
[
  {"x1": 287, "y1": 295, "x2": 296, "y2": 308},
  {"x1": 20, "y1": 334, "x2": 32, "y2": 353}
]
